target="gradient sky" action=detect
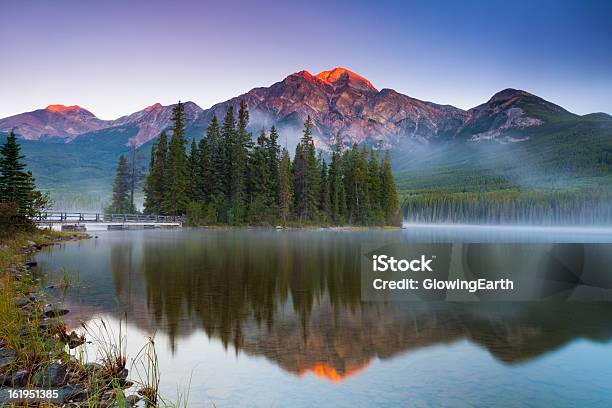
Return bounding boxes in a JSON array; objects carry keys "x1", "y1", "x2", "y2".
[{"x1": 1, "y1": 0, "x2": 611, "y2": 119}]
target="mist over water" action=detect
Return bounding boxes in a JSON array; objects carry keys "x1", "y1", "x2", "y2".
[{"x1": 402, "y1": 223, "x2": 612, "y2": 242}]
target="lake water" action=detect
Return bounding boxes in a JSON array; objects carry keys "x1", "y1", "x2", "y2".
[{"x1": 34, "y1": 226, "x2": 612, "y2": 407}]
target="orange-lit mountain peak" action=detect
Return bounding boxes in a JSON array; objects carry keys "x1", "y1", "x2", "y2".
[
  {"x1": 315, "y1": 67, "x2": 377, "y2": 92},
  {"x1": 145, "y1": 102, "x2": 163, "y2": 111},
  {"x1": 46, "y1": 104, "x2": 83, "y2": 112},
  {"x1": 298, "y1": 361, "x2": 370, "y2": 383}
]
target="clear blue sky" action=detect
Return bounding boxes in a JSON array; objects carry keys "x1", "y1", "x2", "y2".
[{"x1": 1, "y1": 0, "x2": 610, "y2": 119}]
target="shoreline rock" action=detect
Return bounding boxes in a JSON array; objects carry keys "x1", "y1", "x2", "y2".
[{"x1": 0, "y1": 232, "x2": 141, "y2": 407}]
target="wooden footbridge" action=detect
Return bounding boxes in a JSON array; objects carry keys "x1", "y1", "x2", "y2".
[{"x1": 35, "y1": 212, "x2": 183, "y2": 231}]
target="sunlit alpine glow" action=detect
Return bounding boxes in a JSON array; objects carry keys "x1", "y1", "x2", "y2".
[{"x1": 298, "y1": 362, "x2": 370, "y2": 383}]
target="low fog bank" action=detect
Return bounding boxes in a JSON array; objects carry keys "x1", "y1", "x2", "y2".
[{"x1": 401, "y1": 223, "x2": 612, "y2": 243}]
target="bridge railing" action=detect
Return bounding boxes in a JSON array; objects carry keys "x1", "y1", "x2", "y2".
[
  {"x1": 35, "y1": 212, "x2": 183, "y2": 224},
  {"x1": 104, "y1": 214, "x2": 184, "y2": 223},
  {"x1": 36, "y1": 212, "x2": 102, "y2": 222}
]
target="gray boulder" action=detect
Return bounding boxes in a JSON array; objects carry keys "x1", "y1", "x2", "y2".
[
  {"x1": 0, "y1": 348, "x2": 16, "y2": 369},
  {"x1": 58, "y1": 384, "x2": 89, "y2": 402},
  {"x1": 33, "y1": 362, "x2": 67, "y2": 387},
  {"x1": 43, "y1": 305, "x2": 70, "y2": 318},
  {"x1": 0, "y1": 369, "x2": 29, "y2": 387}
]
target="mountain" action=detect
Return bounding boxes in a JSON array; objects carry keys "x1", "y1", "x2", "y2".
[
  {"x1": 198, "y1": 67, "x2": 468, "y2": 149},
  {"x1": 0, "y1": 102, "x2": 203, "y2": 146},
  {"x1": 0, "y1": 105, "x2": 106, "y2": 140},
  {"x1": 3, "y1": 68, "x2": 604, "y2": 150},
  {"x1": 107, "y1": 101, "x2": 203, "y2": 145},
  {"x1": 459, "y1": 88, "x2": 576, "y2": 142}
]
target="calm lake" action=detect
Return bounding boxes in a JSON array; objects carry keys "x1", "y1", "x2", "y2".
[{"x1": 35, "y1": 226, "x2": 612, "y2": 407}]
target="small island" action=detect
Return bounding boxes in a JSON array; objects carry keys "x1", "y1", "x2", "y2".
[{"x1": 107, "y1": 101, "x2": 401, "y2": 227}]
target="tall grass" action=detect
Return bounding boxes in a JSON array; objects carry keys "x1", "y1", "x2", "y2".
[
  {"x1": 78, "y1": 317, "x2": 136, "y2": 406},
  {"x1": 1, "y1": 230, "x2": 191, "y2": 407},
  {"x1": 0, "y1": 231, "x2": 69, "y2": 381},
  {"x1": 133, "y1": 335, "x2": 160, "y2": 407}
]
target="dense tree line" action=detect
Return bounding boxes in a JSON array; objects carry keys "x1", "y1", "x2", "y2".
[
  {"x1": 0, "y1": 131, "x2": 50, "y2": 235},
  {"x1": 142, "y1": 101, "x2": 400, "y2": 226},
  {"x1": 403, "y1": 190, "x2": 612, "y2": 225}
]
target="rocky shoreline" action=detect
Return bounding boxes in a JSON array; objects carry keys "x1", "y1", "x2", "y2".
[{"x1": 0, "y1": 234, "x2": 142, "y2": 407}]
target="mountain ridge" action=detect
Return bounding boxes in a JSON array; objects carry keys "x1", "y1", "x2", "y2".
[
  {"x1": 1, "y1": 69, "x2": 610, "y2": 210},
  {"x1": 1, "y1": 68, "x2": 609, "y2": 150}
]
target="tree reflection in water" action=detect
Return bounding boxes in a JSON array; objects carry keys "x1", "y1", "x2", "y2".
[{"x1": 46, "y1": 231, "x2": 612, "y2": 382}]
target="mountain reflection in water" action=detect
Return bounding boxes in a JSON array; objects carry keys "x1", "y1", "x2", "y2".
[{"x1": 36, "y1": 229, "x2": 612, "y2": 384}]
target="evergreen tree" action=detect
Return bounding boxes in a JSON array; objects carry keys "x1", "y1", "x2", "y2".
[
  {"x1": 248, "y1": 129, "x2": 274, "y2": 224},
  {"x1": 293, "y1": 143, "x2": 305, "y2": 220},
  {"x1": 266, "y1": 126, "x2": 281, "y2": 206},
  {"x1": 293, "y1": 116, "x2": 320, "y2": 222},
  {"x1": 306, "y1": 129, "x2": 321, "y2": 221},
  {"x1": 343, "y1": 144, "x2": 358, "y2": 222},
  {"x1": 143, "y1": 132, "x2": 168, "y2": 214},
  {"x1": 0, "y1": 131, "x2": 28, "y2": 209},
  {"x1": 23, "y1": 171, "x2": 49, "y2": 221},
  {"x1": 229, "y1": 100, "x2": 251, "y2": 224},
  {"x1": 163, "y1": 101, "x2": 190, "y2": 215},
  {"x1": 221, "y1": 106, "x2": 237, "y2": 222},
  {"x1": 319, "y1": 156, "x2": 331, "y2": 222},
  {"x1": 208, "y1": 191, "x2": 227, "y2": 225},
  {"x1": 207, "y1": 115, "x2": 226, "y2": 198},
  {"x1": 222, "y1": 105, "x2": 237, "y2": 196},
  {"x1": 278, "y1": 147, "x2": 293, "y2": 225},
  {"x1": 109, "y1": 154, "x2": 134, "y2": 214},
  {"x1": 206, "y1": 114, "x2": 228, "y2": 223},
  {"x1": 341, "y1": 144, "x2": 370, "y2": 224},
  {"x1": 187, "y1": 138, "x2": 200, "y2": 199},
  {"x1": 367, "y1": 150, "x2": 383, "y2": 224},
  {"x1": 328, "y1": 132, "x2": 346, "y2": 224},
  {"x1": 197, "y1": 133, "x2": 211, "y2": 203},
  {"x1": 185, "y1": 201, "x2": 205, "y2": 226},
  {"x1": 0, "y1": 131, "x2": 48, "y2": 228},
  {"x1": 380, "y1": 150, "x2": 400, "y2": 225},
  {"x1": 354, "y1": 146, "x2": 370, "y2": 224}
]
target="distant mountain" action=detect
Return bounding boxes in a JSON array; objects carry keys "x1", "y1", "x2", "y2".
[
  {"x1": 0, "y1": 102, "x2": 203, "y2": 146},
  {"x1": 459, "y1": 88, "x2": 576, "y2": 142},
  {"x1": 107, "y1": 101, "x2": 203, "y2": 146},
  {"x1": 0, "y1": 105, "x2": 106, "y2": 140},
  {"x1": 5, "y1": 67, "x2": 600, "y2": 150}
]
